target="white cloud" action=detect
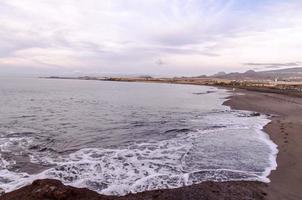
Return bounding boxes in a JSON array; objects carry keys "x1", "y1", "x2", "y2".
[{"x1": 0, "y1": 0, "x2": 301, "y2": 76}]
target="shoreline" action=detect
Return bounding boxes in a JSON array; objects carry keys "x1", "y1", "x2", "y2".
[
  {"x1": 43, "y1": 76, "x2": 302, "y2": 98},
  {"x1": 224, "y1": 88, "x2": 302, "y2": 200},
  {"x1": 1, "y1": 85, "x2": 302, "y2": 200}
]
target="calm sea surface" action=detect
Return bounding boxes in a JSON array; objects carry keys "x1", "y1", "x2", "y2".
[{"x1": 0, "y1": 77, "x2": 277, "y2": 195}]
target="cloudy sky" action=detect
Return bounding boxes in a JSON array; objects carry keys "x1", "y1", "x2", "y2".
[{"x1": 0, "y1": 0, "x2": 302, "y2": 76}]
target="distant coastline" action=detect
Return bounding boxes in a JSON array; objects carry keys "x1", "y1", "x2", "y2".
[{"x1": 43, "y1": 75, "x2": 302, "y2": 97}]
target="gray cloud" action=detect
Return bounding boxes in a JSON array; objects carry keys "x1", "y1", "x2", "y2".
[
  {"x1": 243, "y1": 62, "x2": 302, "y2": 69},
  {"x1": 154, "y1": 47, "x2": 220, "y2": 57}
]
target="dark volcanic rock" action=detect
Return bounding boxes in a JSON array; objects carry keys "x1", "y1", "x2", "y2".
[
  {"x1": 0, "y1": 179, "x2": 105, "y2": 200},
  {"x1": 250, "y1": 112, "x2": 261, "y2": 117},
  {"x1": 0, "y1": 179, "x2": 267, "y2": 200},
  {"x1": 0, "y1": 188, "x2": 4, "y2": 196}
]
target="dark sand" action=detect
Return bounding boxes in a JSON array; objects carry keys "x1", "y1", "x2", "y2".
[
  {"x1": 1, "y1": 88, "x2": 302, "y2": 200},
  {"x1": 224, "y1": 89, "x2": 302, "y2": 200},
  {"x1": 1, "y1": 179, "x2": 266, "y2": 200}
]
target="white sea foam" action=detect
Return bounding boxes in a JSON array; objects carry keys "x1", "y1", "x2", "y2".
[
  {"x1": 0, "y1": 88, "x2": 278, "y2": 196},
  {"x1": 0, "y1": 115, "x2": 278, "y2": 195}
]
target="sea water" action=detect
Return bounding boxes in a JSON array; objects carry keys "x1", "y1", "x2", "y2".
[{"x1": 0, "y1": 77, "x2": 277, "y2": 195}]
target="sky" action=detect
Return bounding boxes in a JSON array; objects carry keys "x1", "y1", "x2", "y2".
[{"x1": 0, "y1": 0, "x2": 302, "y2": 76}]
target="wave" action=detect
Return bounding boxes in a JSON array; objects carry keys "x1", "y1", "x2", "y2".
[
  {"x1": 0, "y1": 88, "x2": 278, "y2": 196},
  {"x1": 0, "y1": 114, "x2": 277, "y2": 196}
]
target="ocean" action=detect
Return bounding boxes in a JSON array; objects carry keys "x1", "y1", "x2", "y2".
[{"x1": 0, "y1": 77, "x2": 277, "y2": 195}]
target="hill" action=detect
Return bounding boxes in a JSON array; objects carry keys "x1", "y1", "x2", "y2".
[{"x1": 209, "y1": 67, "x2": 302, "y2": 81}]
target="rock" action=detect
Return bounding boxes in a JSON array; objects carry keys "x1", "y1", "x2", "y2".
[
  {"x1": 1, "y1": 179, "x2": 103, "y2": 200},
  {"x1": 0, "y1": 188, "x2": 5, "y2": 196},
  {"x1": 250, "y1": 112, "x2": 261, "y2": 117}
]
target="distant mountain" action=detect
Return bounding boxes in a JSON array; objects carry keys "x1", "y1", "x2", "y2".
[
  {"x1": 263, "y1": 67, "x2": 302, "y2": 74},
  {"x1": 209, "y1": 67, "x2": 302, "y2": 81},
  {"x1": 213, "y1": 72, "x2": 227, "y2": 76}
]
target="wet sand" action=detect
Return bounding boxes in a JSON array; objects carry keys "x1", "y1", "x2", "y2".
[
  {"x1": 1, "y1": 179, "x2": 266, "y2": 200},
  {"x1": 1, "y1": 88, "x2": 302, "y2": 200},
  {"x1": 224, "y1": 89, "x2": 302, "y2": 200}
]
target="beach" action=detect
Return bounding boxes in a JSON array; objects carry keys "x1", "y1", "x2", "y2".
[
  {"x1": 225, "y1": 89, "x2": 302, "y2": 200},
  {"x1": 2, "y1": 0, "x2": 302, "y2": 198},
  {"x1": 1, "y1": 86, "x2": 302, "y2": 200}
]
